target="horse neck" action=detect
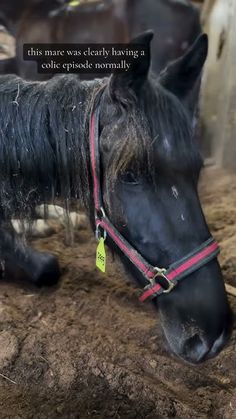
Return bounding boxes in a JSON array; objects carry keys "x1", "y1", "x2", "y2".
[{"x1": 0, "y1": 75, "x2": 104, "y2": 218}]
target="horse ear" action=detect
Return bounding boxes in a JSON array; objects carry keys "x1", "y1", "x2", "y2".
[
  {"x1": 109, "y1": 30, "x2": 153, "y2": 103},
  {"x1": 159, "y1": 34, "x2": 208, "y2": 115}
]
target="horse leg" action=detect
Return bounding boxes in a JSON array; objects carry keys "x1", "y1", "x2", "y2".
[
  {"x1": 5, "y1": 246, "x2": 61, "y2": 286},
  {"x1": 0, "y1": 222, "x2": 60, "y2": 286}
]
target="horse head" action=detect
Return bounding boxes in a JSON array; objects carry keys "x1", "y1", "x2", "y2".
[{"x1": 97, "y1": 32, "x2": 233, "y2": 364}]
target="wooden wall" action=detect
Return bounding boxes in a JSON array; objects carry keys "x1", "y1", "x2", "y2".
[{"x1": 201, "y1": 0, "x2": 236, "y2": 171}]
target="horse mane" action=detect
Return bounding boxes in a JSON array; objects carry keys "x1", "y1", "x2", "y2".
[
  {"x1": 0, "y1": 72, "x2": 202, "y2": 222},
  {"x1": 0, "y1": 74, "x2": 103, "y2": 219}
]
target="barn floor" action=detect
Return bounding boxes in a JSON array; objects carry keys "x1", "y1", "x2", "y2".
[{"x1": 0, "y1": 166, "x2": 235, "y2": 419}]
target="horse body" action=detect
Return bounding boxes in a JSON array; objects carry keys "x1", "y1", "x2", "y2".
[
  {"x1": 0, "y1": 33, "x2": 232, "y2": 364},
  {"x1": 0, "y1": 0, "x2": 128, "y2": 80},
  {"x1": 17, "y1": 1, "x2": 128, "y2": 80},
  {"x1": 0, "y1": 0, "x2": 201, "y2": 80}
]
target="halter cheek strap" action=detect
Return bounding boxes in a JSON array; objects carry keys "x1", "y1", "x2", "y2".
[{"x1": 89, "y1": 91, "x2": 220, "y2": 302}]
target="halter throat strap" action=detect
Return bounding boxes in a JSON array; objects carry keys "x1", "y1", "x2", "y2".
[{"x1": 89, "y1": 92, "x2": 220, "y2": 302}]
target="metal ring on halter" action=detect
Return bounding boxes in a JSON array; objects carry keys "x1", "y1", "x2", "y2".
[
  {"x1": 95, "y1": 222, "x2": 107, "y2": 242},
  {"x1": 152, "y1": 267, "x2": 175, "y2": 294}
]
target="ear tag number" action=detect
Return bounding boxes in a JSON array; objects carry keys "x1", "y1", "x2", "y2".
[{"x1": 96, "y1": 237, "x2": 106, "y2": 273}]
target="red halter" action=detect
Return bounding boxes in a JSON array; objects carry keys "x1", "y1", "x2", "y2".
[{"x1": 89, "y1": 90, "x2": 220, "y2": 302}]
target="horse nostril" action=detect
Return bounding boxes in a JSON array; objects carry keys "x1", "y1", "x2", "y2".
[{"x1": 183, "y1": 334, "x2": 209, "y2": 364}]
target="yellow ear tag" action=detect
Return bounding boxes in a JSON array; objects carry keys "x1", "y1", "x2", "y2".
[
  {"x1": 96, "y1": 237, "x2": 106, "y2": 273},
  {"x1": 69, "y1": 0, "x2": 80, "y2": 7}
]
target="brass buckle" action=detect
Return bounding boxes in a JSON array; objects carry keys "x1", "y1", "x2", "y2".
[{"x1": 152, "y1": 267, "x2": 175, "y2": 294}]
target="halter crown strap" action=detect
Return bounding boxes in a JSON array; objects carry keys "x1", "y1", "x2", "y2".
[{"x1": 89, "y1": 91, "x2": 220, "y2": 302}]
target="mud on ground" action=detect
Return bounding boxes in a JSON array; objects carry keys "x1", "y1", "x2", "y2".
[{"x1": 0, "y1": 167, "x2": 234, "y2": 419}]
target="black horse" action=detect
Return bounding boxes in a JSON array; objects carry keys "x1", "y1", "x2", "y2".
[{"x1": 0, "y1": 32, "x2": 232, "y2": 364}]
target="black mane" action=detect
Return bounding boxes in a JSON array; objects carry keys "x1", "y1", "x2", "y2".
[
  {"x1": 0, "y1": 73, "x2": 201, "y2": 220},
  {"x1": 0, "y1": 74, "x2": 104, "y2": 218}
]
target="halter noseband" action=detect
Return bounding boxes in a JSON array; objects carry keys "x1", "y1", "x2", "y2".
[{"x1": 89, "y1": 89, "x2": 220, "y2": 302}]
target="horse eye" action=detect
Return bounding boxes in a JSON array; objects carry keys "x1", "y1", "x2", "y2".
[{"x1": 120, "y1": 171, "x2": 139, "y2": 185}]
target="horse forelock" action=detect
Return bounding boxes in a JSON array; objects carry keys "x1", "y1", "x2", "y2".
[{"x1": 102, "y1": 76, "x2": 203, "y2": 194}]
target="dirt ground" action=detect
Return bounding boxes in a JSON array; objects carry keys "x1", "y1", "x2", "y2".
[{"x1": 0, "y1": 166, "x2": 234, "y2": 419}]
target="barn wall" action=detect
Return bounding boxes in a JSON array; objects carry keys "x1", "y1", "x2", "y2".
[{"x1": 201, "y1": 0, "x2": 236, "y2": 170}]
